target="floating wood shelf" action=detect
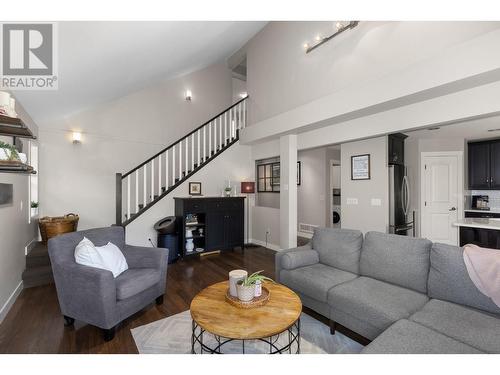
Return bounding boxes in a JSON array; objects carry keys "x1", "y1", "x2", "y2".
[
  {"x1": 0, "y1": 115, "x2": 36, "y2": 139},
  {"x1": 0, "y1": 160, "x2": 36, "y2": 174}
]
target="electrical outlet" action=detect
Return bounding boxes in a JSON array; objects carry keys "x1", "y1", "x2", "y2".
[
  {"x1": 266, "y1": 228, "x2": 271, "y2": 235},
  {"x1": 346, "y1": 198, "x2": 358, "y2": 205}
]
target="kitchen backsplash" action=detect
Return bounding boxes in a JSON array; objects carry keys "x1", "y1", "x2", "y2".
[{"x1": 466, "y1": 190, "x2": 500, "y2": 210}]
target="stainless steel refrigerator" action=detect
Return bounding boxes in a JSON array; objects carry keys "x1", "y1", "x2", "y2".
[{"x1": 389, "y1": 164, "x2": 414, "y2": 236}]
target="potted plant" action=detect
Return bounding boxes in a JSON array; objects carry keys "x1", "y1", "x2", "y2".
[
  {"x1": 31, "y1": 201, "x2": 39, "y2": 217},
  {"x1": 236, "y1": 270, "x2": 274, "y2": 302},
  {"x1": 0, "y1": 140, "x2": 20, "y2": 161}
]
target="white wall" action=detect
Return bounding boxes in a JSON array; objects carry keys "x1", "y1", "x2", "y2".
[
  {"x1": 0, "y1": 100, "x2": 39, "y2": 322},
  {"x1": 126, "y1": 143, "x2": 254, "y2": 246},
  {"x1": 341, "y1": 136, "x2": 389, "y2": 234},
  {"x1": 251, "y1": 206, "x2": 280, "y2": 250},
  {"x1": 246, "y1": 22, "x2": 499, "y2": 125},
  {"x1": 39, "y1": 62, "x2": 233, "y2": 230}
]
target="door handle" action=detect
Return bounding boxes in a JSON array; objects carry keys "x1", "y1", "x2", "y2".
[{"x1": 449, "y1": 207, "x2": 457, "y2": 211}]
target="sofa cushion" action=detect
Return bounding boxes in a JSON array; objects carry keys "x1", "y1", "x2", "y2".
[
  {"x1": 428, "y1": 243, "x2": 500, "y2": 316},
  {"x1": 311, "y1": 228, "x2": 363, "y2": 274},
  {"x1": 115, "y1": 268, "x2": 160, "y2": 300},
  {"x1": 360, "y1": 231, "x2": 432, "y2": 293},
  {"x1": 280, "y1": 263, "x2": 357, "y2": 303},
  {"x1": 410, "y1": 299, "x2": 500, "y2": 353},
  {"x1": 281, "y1": 249, "x2": 319, "y2": 270},
  {"x1": 361, "y1": 319, "x2": 483, "y2": 354},
  {"x1": 328, "y1": 276, "x2": 429, "y2": 339}
]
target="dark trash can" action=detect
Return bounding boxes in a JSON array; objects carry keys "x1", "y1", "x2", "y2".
[{"x1": 154, "y1": 216, "x2": 178, "y2": 264}]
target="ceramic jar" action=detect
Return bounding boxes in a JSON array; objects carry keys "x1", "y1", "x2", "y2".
[
  {"x1": 229, "y1": 269, "x2": 247, "y2": 297},
  {"x1": 236, "y1": 283, "x2": 256, "y2": 302}
]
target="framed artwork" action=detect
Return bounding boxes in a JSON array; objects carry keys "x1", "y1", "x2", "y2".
[
  {"x1": 189, "y1": 182, "x2": 202, "y2": 195},
  {"x1": 351, "y1": 154, "x2": 370, "y2": 180},
  {"x1": 297, "y1": 161, "x2": 301, "y2": 185}
]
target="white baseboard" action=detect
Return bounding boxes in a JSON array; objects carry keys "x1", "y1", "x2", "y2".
[
  {"x1": 0, "y1": 281, "x2": 23, "y2": 324},
  {"x1": 297, "y1": 231, "x2": 313, "y2": 239},
  {"x1": 249, "y1": 239, "x2": 281, "y2": 252}
]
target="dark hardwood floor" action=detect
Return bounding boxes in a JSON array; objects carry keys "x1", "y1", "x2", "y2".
[{"x1": 0, "y1": 246, "x2": 278, "y2": 354}]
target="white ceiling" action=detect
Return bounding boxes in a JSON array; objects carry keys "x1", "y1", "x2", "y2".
[
  {"x1": 14, "y1": 21, "x2": 266, "y2": 125},
  {"x1": 406, "y1": 114, "x2": 500, "y2": 141}
]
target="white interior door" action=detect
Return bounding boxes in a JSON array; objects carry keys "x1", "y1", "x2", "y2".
[{"x1": 421, "y1": 153, "x2": 462, "y2": 245}]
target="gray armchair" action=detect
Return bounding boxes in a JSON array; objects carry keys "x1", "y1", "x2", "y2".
[{"x1": 48, "y1": 226, "x2": 168, "y2": 341}]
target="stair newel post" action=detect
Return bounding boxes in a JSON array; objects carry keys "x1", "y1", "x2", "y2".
[
  {"x1": 126, "y1": 174, "x2": 131, "y2": 221},
  {"x1": 115, "y1": 173, "x2": 123, "y2": 225},
  {"x1": 135, "y1": 170, "x2": 139, "y2": 214}
]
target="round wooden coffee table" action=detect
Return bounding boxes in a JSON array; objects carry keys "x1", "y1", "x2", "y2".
[{"x1": 190, "y1": 281, "x2": 302, "y2": 354}]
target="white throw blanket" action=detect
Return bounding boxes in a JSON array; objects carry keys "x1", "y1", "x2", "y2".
[{"x1": 463, "y1": 244, "x2": 500, "y2": 308}]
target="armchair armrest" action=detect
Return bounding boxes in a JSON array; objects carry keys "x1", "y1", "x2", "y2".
[
  {"x1": 121, "y1": 245, "x2": 169, "y2": 269},
  {"x1": 275, "y1": 243, "x2": 318, "y2": 282},
  {"x1": 51, "y1": 261, "x2": 117, "y2": 329}
]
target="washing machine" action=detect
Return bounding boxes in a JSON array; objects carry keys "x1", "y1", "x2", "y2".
[{"x1": 332, "y1": 205, "x2": 341, "y2": 228}]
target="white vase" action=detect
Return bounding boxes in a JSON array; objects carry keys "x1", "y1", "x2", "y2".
[
  {"x1": 229, "y1": 270, "x2": 247, "y2": 297},
  {"x1": 186, "y1": 239, "x2": 194, "y2": 252},
  {"x1": 236, "y1": 284, "x2": 255, "y2": 302}
]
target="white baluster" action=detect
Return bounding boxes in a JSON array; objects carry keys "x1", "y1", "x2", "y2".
[
  {"x1": 135, "y1": 170, "x2": 139, "y2": 213},
  {"x1": 219, "y1": 116, "x2": 222, "y2": 149},
  {"x1": 172, "y1": 145, "x2": 176, "y2": 185},
  {"x1": 197, "y1": 129, "x2": 201, "y2": 167},
  {"x1": 151, "y1": 159, "x2": 155, "y2": 201},
  {"x1": 185, "y1": 138, "x2": 188, "y2": 175},
  {"x1": 179, "y1": 141, "x2": 182, "y2": 180},
  {"x1": 230, "y1": 108, "x2": 233, "y2": 140},
  {"x1": 143, "y1": 166, "x2": 147, "y2": 207},
  {"x1": 158, "y1": 155, "x2": 162, "y2": 195},
  {"x1": 203, "y1": 126, "x2": 207, "y2": 161},
  {"x1": 127, "y1": 175, "x2": 131, "y2": 220},
  {"x1": 238, "y1": 103, "x2": 242, "y2": 130},
  {"x1": 208, "y1": 122, "x2": 212, "y2": 158},
  {"x1": 214, "y1": 119, "x2": 217, "y2": 152},
  {"x1": 191, "y1": 133, "x2": 195, "y2": 171},
  {"x1": 224, "y1": 112, "x2": 227, "y2": 146},
  {"x1": 242, "y1": 99, "x2": 246, "y2": 129},
  {"x1": 165, "y1": 149, "x2": 169, "y2": 189}
]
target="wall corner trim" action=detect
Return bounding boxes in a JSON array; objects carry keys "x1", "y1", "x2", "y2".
[{"x1": 0, "y1": 281, "x2": 23, "y2": 324}]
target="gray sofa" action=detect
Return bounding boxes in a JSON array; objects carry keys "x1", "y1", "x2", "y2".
[
  {"x1": 276, "y1": 228, "x2": 500, "y2": 353},
  {"x1": 48, "y1": 226, "x2": 169, "y2": 341}
]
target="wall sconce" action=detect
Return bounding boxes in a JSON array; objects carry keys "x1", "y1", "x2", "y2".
[
  {"x1": 304, "y1": 21, "x2": 359, "y2": 54},
  {"x1": 185, "y1": 90, "x2": 192, "y2": 101},
  {"x1": 72, "y1": 131, "x2": 82, "y2": 144},
  {"x1": 239, "y1": 92, "x2": 248, "y2": 99}
]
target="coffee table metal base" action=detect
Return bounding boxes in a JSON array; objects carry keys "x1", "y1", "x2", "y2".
[{"x1": 191, "y1": 319, "x2": 301, "y2": 354}]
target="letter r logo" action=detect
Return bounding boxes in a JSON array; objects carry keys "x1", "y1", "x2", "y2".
[{"x1": 2, "y1": 24, "x2": 53, "y2": 76}]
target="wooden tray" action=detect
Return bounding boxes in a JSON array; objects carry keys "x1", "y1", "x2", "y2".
[{"x1": 225, "y1": 287, "x2": 270, "y2": 309}]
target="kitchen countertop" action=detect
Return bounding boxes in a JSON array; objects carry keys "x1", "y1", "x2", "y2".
[
  {"x1": 464, "y1": 208, "x2": 500, "y2": 213},
  {"x1": 453, "y1": 218, "x2": 500, "y2": 230}
]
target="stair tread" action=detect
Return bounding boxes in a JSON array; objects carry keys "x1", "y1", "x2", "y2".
[
  {"x1": 26, "y1": 242, "x2": 48, "y2": 258},
  {"x1": 22, "y1": 265, "x2": 53, "y2": 279}
]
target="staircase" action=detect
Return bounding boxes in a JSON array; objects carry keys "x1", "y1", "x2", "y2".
[
  {"x1": 22, "y1": 242, "x2": 54, "y2": 288},
  {"x1": 116, "y1": 97, "x2": 248, "y2": 226}
]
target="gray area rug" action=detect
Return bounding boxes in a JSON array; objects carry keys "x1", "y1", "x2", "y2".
[{"x1": 131, "y1": 310, "x2": 364, "y2": 354}]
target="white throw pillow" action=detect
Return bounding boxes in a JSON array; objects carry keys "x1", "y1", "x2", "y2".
[
  {"x1": 95, "y1": 241, "x2": 128, "y2": 278},
  {"x1": 74, "y1": 237, "x2": 128, "y2": 278}
]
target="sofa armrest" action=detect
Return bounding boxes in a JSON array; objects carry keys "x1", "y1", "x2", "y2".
[
  {"x1": 281, "y1": 249, "x2": 319, "y2": 270},
  {"x1": 51, "y1": 262, "x2": 117, "y2": 328},
  {"x1": 122, "y1": 245, "x2": 169, "y2": 270},
  {"x1": 275, "y1": 243, "x2": 317, "y2": 283}
]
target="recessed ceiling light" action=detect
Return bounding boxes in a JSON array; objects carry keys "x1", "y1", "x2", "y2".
[
  {"x1": 427, "y1": 127, "x2": 441, "y2": 131},
  {"x1": 487, "y1": 128, "x2": 500, "y2": 132}
]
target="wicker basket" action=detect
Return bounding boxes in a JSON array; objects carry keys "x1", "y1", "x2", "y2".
[{"x1": 39, "y1": 213, "x2": 79, "y2": 244}]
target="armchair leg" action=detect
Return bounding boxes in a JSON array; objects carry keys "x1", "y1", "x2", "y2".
[
  {"x1": 102, "y1": 327, "x2": 116, "y2": 342},
  {"x1": 155, "y1": 295, "x2": 164, "y2": 305},
  {"x1": 63, "y1": 316, "x2": 75, "y2": 327},
  {"x1": 329, "y1": 320, "x2": 337, "y2": 335}
]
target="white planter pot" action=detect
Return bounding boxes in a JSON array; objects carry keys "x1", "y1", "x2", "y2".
[{"x1": 236, "y1": 284, "x2": 255, "y2": 302}]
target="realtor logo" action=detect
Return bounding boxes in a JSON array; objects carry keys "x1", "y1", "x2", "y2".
[{"x1": 0, "y1": 22, "x2": 58, "y2": 90}]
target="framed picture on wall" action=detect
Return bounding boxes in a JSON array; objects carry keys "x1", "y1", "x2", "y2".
[
  {"x1": 189, "y1": 182, "x2": 202, "y2": 195},
  {"x1": 351, "y1": 154, "x2": 370, "y2": 180}
]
